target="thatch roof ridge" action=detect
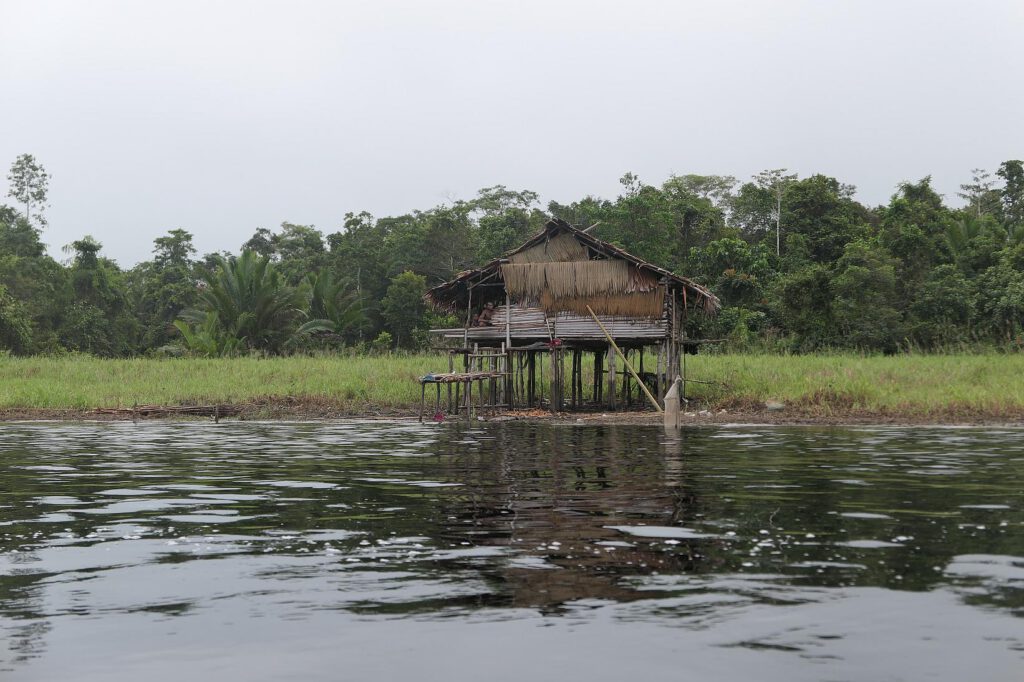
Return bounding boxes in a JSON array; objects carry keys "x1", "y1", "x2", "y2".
[{"x1": 424, "y1": 218, "x2": 720, "y2": 315}]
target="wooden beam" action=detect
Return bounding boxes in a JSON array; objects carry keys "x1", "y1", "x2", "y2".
[{"x1": 586, "y1": 305, "x2": 664, "y2": 414}]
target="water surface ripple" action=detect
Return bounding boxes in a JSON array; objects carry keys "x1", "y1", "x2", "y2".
[{"x1": 0, "y1": 422, "x2": 1021, "y2": 681}]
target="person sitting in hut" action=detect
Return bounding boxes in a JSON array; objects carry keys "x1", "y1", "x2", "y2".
[
  {"x1": 469, "y1": 313, "x2": 480, "y2": 328},
  {"x1": 478, "y1": 301, "x2": 495, "y2": 326}
]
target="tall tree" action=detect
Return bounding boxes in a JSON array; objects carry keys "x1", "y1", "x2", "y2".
[
  {"x1": 754, "y1": 168, "x2": 797, "y2": 256},
  {"x1": 60, "y1": 236, "x2": 135, "y2": 355},
  {"x1": 957, "y1": 168, "x2": 1000, "y2": 218},
  {"x1": 134, "y1": 229, "x2": 199, "y2": 348},
  {"x1": 6, "y1": 154, "x2": 51, "y2": 227}
]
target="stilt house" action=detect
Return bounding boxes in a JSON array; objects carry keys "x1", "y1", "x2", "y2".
[{"x1": 423, "y1": 218, "x2": 719, "y2": 414}]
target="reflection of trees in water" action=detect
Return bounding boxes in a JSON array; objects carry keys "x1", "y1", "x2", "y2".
[
  {"x1": 432, "y1": 424, "x2": 728, "y2": 610},
  {"x1": 3, "y1": 619, "x2": 51, "y2": 669},
  {"x1": 0, "y1": 557, "x2": 51, "y2": 667},
  {"x1": 1, "y1": 422, "x2": 1022, "y2": 655},
  {"x1": 429, "y1": 425, "x2": 1024, "y2": 611}
]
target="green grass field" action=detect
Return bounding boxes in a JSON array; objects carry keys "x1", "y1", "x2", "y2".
[
  {"x1": 0, "y1": 355, "x2": 439, "y2": 411},
  {"x1": 695, "y1": 354, "x2": 1024, "y2": 418},
  {"x1": 1, "y1": 353, "x2": 1023, "y2": 419}
]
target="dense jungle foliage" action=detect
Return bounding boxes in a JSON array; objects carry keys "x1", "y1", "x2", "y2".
[{"x1": 2, "y1": 152, "x2": 1023, "y2": 356}]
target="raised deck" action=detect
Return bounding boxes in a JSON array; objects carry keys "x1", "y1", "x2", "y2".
[{"x1": 431, "y1": 305, "x2": 669, "y2": 345}]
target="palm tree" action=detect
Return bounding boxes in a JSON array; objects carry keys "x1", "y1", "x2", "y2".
[
  {"x1": 294, "y1": 270, "x2": 367, "y2": 344},
  {"x1": 944, "y1": 215, "x2": 981, "y2": 258},
  {"x1": 172, "y1": 311, "x2": 243, "y2": 357},
  {"x1": 178, "y1": 250, "x2": 301, "y2": 354}
]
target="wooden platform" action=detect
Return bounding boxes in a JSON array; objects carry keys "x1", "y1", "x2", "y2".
[
  {"x1": 419, "y1": 371, "x2": 506, "y2": 384},
  {"x1": 419, "y1": 369, "x2": 510, "y2": 421},
  {"x1": 430, "y1": 305, "x2": 667, "y2": 344}
]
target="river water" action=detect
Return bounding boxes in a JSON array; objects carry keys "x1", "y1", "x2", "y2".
[{"x1": 0, "y1": 421, "x2": 1021, "y2": 681}]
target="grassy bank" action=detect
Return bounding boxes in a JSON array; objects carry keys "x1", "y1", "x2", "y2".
[
  {"x1": 0, "y1": 355, "x2": 440, "y2": 412},
  {"x1": 1, "y1": 353, "x2": 1023, "y2": 422},
  {"x1": 695, "y1": 354, "x2": 1024, "y2": 420}
]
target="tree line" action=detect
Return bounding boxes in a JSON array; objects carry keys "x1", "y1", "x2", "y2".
[{"x1": 1, "y1": 152, "x2": 1023, "y2": 356}]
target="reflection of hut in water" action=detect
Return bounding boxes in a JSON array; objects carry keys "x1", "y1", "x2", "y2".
[
  {"x1": 436, "y1": 426, "x2": 728, "y2": 611},
  {"x1": 423, "y1": 219, "x2": 720, "y2": 414}
]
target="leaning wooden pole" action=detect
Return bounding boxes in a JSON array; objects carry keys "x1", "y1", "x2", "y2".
[{"x1": 585, "y1": 305, "x2": 664, "y2": 414}]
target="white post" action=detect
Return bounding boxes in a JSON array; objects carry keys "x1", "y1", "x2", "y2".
[{"x1": 663, "y1": 376, "x2": 682, "y2": 430}]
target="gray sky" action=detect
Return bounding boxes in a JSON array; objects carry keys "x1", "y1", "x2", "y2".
[{"x1": 2, "y1": 0, "x2": 1022, "y2": 266}]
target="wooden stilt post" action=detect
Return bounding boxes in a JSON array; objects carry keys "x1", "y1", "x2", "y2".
[
  {"x1": 490, "y1": 348, "x2": 497, "y2": 413},
  {"x1": 539, "y1": 353, "x2": 545, "y2": 406},
  {"x1": 639, "y1": 346, "x2": 646, "y2": 405},
  {"x1": 576, "y1": 351, "x2": 583, "y2": 407},
  {"x1": 576, "y1": 350, "x2": 583, "y2": 408},
  {"x1": 624, "y1": 348, "x2": 632, "y2": 407},
  {"x1": 419, "y1": 382, "x2": 426, "y2": 423},
  {"x1": 554, "y1": 350, "x2": 560, "y2": 412},
  {"x1": 527, "y1": 351, "x2": 536, "y2": 407},
  {"x1": 607, "y1": 344, "x2": 617, "y2": 410},
  {"x1": 517, "y1": 352, "x2": 524, "y2": 407},
  {"x1": 682, "y1": 343, "x2": 687, "y2": 403},
  {"x1": 657, "y1": 340, "x2": 665, "y2": 400},
  {"x1": 561, "y1": 348, "x2": 567, "y2": 410},
  {"x1": 447, "y1": 352, "x2": 454, "y2": 413},
  {"x1": 569, "y1": 349, "x2": 576, "y2": 408}
]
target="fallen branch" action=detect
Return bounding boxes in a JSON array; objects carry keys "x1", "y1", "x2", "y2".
[{"x1": 91, "y1": 404, "x2": 243, "y2": 418}]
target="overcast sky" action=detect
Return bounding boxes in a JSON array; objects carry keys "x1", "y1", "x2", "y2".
[{"x1": 1, "y1": 0, "x2": 1022, "y2": 266}]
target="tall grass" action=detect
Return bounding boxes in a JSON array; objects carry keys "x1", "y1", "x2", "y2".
[
  {"x1": 692, "y1": 353, "x2": 1024, "y2": 417},
  {"x1": 0, "y1": 355, "x2": 442, "y2": 410},
  {"x1": 2, "y1": 353, "x2": 1023, "y2": 418}
]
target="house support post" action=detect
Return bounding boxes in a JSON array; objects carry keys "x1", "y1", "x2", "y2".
[
  {"x1": 549, "y1": 346, "x2": 562, "y2": 413},
  {"x1": 623, "y1": 348, "x2": 632, "y2": 407},
  {"x1": 527, "y1": 351, "x2": 536, "y2": 407},
  {"x1": 577, "y1": 351, "x2": 584, "y2": 407},
  {"x1": 606, "y1": 344, "x2": 617, "y2": 410},
  {"x1": 447, "y1": 353, "x2": 454, "y2": 414},
  {"x1": 638, "y1": 346, "x2": 646, "y2": 405}
]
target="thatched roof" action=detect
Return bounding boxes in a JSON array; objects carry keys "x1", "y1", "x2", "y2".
[{"x1": 424, "y1": 218, "x2": 720, "y2": 317}]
